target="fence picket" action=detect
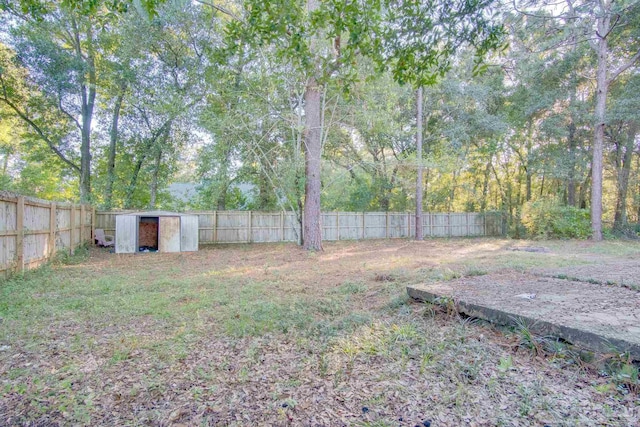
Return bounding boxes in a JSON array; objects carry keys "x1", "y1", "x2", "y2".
[
  {"x1": 92, "y1": 210, "x2": 502, "y2": 245},
  {"x1": 0, "y1": 193, "x2": 94, "y2": 278}
]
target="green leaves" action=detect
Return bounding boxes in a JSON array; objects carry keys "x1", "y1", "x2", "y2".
[
  {"x1": 379, "y1": 0, "x2": 506, "y2": 87},
  {"x1": 228, "y1": 0, "x2": 504, "y2": 89}
]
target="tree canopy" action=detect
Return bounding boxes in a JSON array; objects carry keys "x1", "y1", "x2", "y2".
[{"x1": 1, "y1": 0, "x2": 639, "y2": 242}]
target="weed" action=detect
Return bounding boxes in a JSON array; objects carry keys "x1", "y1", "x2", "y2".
[
  {"x1": 385, "y1": 293, "x2": 410, "y2": 310},
  {"x1": 109, "y1": 349, "x2": 131, "y2": 365},
  {"x1": 334, "y1": 280, "x2": 368, "y2": 295},
  {"x1": 464, "y1": 267, "x2": 488, "y2": 277},
  {"x1": 374, "y1": 273, "x2": 395, "y2": 282},
  {"x1": 434, "y1": 268, "x2": 462, "y2": 281},
  {"x1": 52, "y1": 245, "x2": 90, "y2": 266},
  {"x1": 601, "y1": 352, "x2": 640, "y2": 394},
  {"x1": 390, "y1": 323, "x2": 419, "y2": 342},
  {"x1": 433, "y1": 296, "x2": 457, "y2": 317},
  {"x1": 512, "y1": 317, "x2": 544, "y2": 356},
  {"x1": 497, "y1": 355, "x2": 514, "y2": 372},
  {"x1": 318, "y1": 354, "x2": 330, "y2": 377},
  {"x1": 419, "y1": 351, "x2": 435, "y2": 374}
]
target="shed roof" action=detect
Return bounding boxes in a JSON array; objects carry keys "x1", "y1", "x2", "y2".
[{"x1": 119, "y1": 210, "x2": 191, "y2": 217}]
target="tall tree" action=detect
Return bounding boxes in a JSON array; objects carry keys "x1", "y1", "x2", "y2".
[
  {"x1": 514, "y1": 0, "x2": 640, "y2": 239},
  {"x1": 0, "y1": 2, "x2": 114, "y2": 202},
  {"x1": 230, "y1": 0, "x2": 503, "y2": 250},
  {"x1": 415, "y1": 86, "x2": 423, "y2": 240}
]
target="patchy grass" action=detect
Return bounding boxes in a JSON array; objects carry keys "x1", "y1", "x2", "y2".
[{"x1": 0, "y1": 238, "x2": 639, "y2": 425}]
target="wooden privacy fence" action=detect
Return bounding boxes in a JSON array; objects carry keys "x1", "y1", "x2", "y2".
[
  {"x1": 96, "y1": 210, "x2": 503, "y2": 244},
  {"x1": 0, "y1": 192, "x2": 94, "y2": 277}
]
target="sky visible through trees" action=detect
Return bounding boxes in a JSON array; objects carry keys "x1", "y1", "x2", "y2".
[{"x1": 0, "y1": 0, "x2": 639, "y2": 244}]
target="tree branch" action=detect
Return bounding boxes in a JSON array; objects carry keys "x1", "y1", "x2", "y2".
[
  {"x1": 608, "y1": 50, "x2": 640, "y2": 84},
  {"x1": 58, "y1": 97, "x2": 82, "y2": 130},
  {"x1": 0, "y1": 95, "x2": 80, "y2": 172},
  {"x1": 194, "y1": 0, "x2": 239, "y2": 20}
]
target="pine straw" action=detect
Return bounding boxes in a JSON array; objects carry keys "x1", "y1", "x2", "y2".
[{"x1": 1, "y1": 239, "x2": 639, "y2": 426}]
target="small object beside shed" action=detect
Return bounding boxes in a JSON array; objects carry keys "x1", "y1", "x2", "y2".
[{"x1": 115, "y1": 211, "x2": 198, "y2": 254}]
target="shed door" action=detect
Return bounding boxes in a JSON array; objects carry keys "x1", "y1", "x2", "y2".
[
  {"x1": 159, "y1": 217, "x2": 181, "y2": 252},
  {"x1": 115, "y1": 215, "x2": 137, "y2": 254},
  {"x1": 180, "y1": 215, "x2": 199, "y2": 251}
]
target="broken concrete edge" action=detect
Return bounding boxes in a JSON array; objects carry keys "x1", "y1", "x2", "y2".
[
  {"x1": 530, "y1": 271, "x2": 640, "y2": 292},
  {"x1": 407, "y1": 285, "x2": 640, "y2": 361}
]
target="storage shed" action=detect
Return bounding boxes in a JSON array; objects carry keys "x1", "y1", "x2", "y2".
[{"x1": 115, "y1": 211, "x2": 198, "y2": 254}]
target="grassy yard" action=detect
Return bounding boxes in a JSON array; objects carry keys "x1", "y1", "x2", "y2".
[{"x1": 1, "y1": 238, "x2": 639, "y2": 426}]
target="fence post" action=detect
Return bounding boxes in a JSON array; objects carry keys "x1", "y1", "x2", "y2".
[
  {"x1": 336, "y1": 211, "x2": 340, "y2": 240},
  {"x1": 49, "y1": 202, "x2": 57, "y2": 257},
  {"x1": 69, "y1": 204, "x2": 75, "y2": 255},
  {"x1": 91, "y1": 206, "x2": 95, "y2": 245},
  {"x1": 429, "y1": 212, "x2": 433, "y2": 237},
  {"x1": 362, "y1": 212, "x2": 366, "y2": 240},
  {"x1": 16, "y1": 196, "x2": 24, "y2": 273},
  {"x1": 483, "y1": 213, "x2": 487, "y2": 236},
  {"x1": 248, "y1": 211, "x2": 252, "y2": 243},
  {"x1": 385, "y1": 212, "x2": 389, "y2": 238},
  {"x1": 280, "y1": 211, "x2": 285, "y2": 242},
  {"x1": 448, "y1": 212, "x2": 452, "y2": 238},
  {"x1": 213, "y1": 211, "x2": 217, "y2": 243},
  {"x1": 406, "y1": 212, "x2": 410, "y2": 237},
  {"x1": 466, "y1": 212, "x2": 470, "y2": 237},
  {"x1": 80, "y1": 205, "x2": 85, "y2": 245}
]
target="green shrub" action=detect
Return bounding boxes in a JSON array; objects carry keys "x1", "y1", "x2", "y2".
[{"x1": 521, "y1": 200, "x2": 591, "y2": 239}]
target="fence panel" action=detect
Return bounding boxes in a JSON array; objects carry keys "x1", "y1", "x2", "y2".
[
  {"x1": 92, "y1": 209, "x2": 503, "y2": 247},
  {"x1": 1, "y1": 195, "x2": 502, "y2": 278},
  {"x1": 364, "y1": 212, "x2": 387, "y2": 239},
  {"x1": 338, "y1": 212, "x2": 362, "y2": 240},
  {"x1": 283, "y1": 213, "x2": 300, "y2": 243},
  {"x1": 217, "y1": 211, "x2": 250, "y2": 243},
  {"x1": 56, "y1": 207, "x2": 71, "y2": 250},
  {"x1": 0, "y1": 192, "x2": 93, "y2": 278},
  {"x1": 196, "y1": 212, "x2": 215, "y2": 243},
  {"x1": 0, "y1": 197, "x2": 17, "y2": 273},
  {"x1": 252, "y1": 212, "x2": 281, "y2": 243}
]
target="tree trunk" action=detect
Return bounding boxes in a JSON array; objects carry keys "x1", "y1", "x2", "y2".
[
  {"x1": 1, "y1": 152, "x2": 8, "y2": 175},
  {"x1": 124, "y1": 156, "x2": 145, "y2": 209},
  {"x1": 480, "y1": 157, "x2": 492, "y2": 211},
  {"x1": 149, "y1": 148, "x2": 162, "y2": 209},
  {"x1": 216, "y1": 184, "x2": 227, "y2": 210},
  {"x1": 79, "y1": 106, "x2": 93, "y2": 203},
  {"x1": 302, "y1": 77, "x2": 323, "y2": 251},
  {"x1": 415, "y1": 86, "x2": 423, "y2": 240},
  {"x1": 637, "y1": 157, "x2": 640, "y2": 223},
  {"x1": 567, "y1": 123, "x2": 577, "y2": 206},
  {"x1": 525, "y1": 167, "x2": 532, "y2": 202},
  {"x1": 579, "y1": 167, "x2": 591, "y2": 210},
  {"x1": 149, "y1": 123, "x2": 172, "y2": 209},
  {"x1": 215, "y1": 144, "x2": 232, "y2": 210},
  {"x1": 105, "y1": 89, "x2": 124, "y2": 210},
  {"x1": 302, "y1": 0, "x2": 323, "y2": 251},
  {"x1": 73, "y1": 18, "x2": 96, "y2": 204},
  {"x1": 590, "y1": 13, "x2": 611, "y2": 241},
  {"x1": 613, "y1": 123, "x2": 637, "y2": 230},
  {"x1": 258, "y1": 168, "x2": 271, "y2": 209}
]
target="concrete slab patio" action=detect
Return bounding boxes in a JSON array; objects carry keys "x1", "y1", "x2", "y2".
[{"x1": 407, "y1": 272, "x2": 640, "y2": 359}]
